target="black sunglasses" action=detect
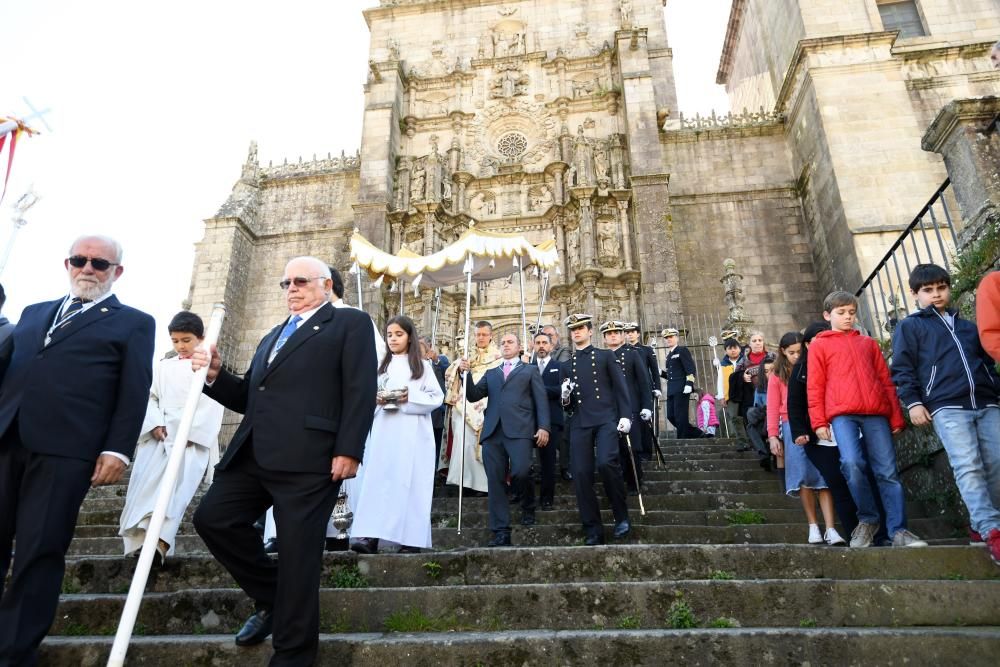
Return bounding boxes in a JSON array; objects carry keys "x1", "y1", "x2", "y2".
[
  {"x1": 279, "y1": 276, "x2": 327, "y2": 290},
  {"x1": 67, "y1": 255, "x2": 118, "y2": 271}
]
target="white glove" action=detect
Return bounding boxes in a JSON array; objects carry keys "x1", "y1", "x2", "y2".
[
  {"x1": 652, "y1": 389, "x2": 661, "y2": 399},
  {"x1": 683, "y1": 385, "x2": 692, "y2": 394},
  {"x1": 561, "y1": 379, "x2": 575, "y2": 401},
  {"x1": 617, "y1": 418, "x2": 631, "y2": 433},
  {"x1": 640, "y1": 409, "x2": 652, "y2": 422},
  {"x1": 712, "y1": 357, "x2": 720, "y2": 368}
]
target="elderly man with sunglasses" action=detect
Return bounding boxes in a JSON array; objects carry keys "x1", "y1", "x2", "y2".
[
  {"x1": 0, "y1": 235, "x2": 155, "y2": 665},
  {"x1": 191, "y1": 256, "x2": 376, "y2": 666}
]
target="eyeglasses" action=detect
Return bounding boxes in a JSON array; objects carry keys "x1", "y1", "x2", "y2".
[
  {"x1": 68, "y1": 255, "x2": 118, "y2": 271},
  {"x1": 279, "y1": 276, "x2": 327, "y2": 290}
]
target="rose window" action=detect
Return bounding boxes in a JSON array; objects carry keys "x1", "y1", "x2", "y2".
[{"x1": 496, "y1": 132, "x2": 528, "y2": 160}]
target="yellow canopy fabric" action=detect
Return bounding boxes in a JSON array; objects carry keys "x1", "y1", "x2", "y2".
[{"x1": 350, "y1": 227, "x2": 559, "y2": 288}]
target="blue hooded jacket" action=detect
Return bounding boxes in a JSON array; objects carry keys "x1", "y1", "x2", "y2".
[{"x1": 891, "y1": 305, "x2": 1000, "y2": 415}]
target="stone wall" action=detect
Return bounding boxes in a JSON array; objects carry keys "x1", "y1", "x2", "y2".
[{"x1": 662, "y1": 122, "x2": 823, "y2": 336}]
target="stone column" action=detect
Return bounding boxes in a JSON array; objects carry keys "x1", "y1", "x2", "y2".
[
  {"x1": 546, "y1": 162, "x2": 568, "y2": 206},
  {"x1": 573, "y1": 188, "x2": 597, "y2": 268},
  {"x1": 615, "y1": 197, "x2": 633, "y2": 270},
  {"x1": 390, "y1": 220, "x2": 403, "y2": 253},
  {"x1": 454, "y1": 172, "x2": 473, "y2": 214},
  {"x1": 423, "y1": 210, "x2": 436, "y2": 255},
  {"x1": 922, "y1": 96, "x2": 1000, "y2": 244}
]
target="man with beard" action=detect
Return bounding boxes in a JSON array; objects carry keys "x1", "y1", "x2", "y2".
[{"x1": 0, "y1": 235, "x2": 154, "y2": 664}]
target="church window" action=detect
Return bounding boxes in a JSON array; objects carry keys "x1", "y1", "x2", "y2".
[
  {"x1": 496, "y1": 132, "x2": 528, "y2": 160},
  {"x1": 876, "y1": 1, "x2": 927, "y2": 38}
]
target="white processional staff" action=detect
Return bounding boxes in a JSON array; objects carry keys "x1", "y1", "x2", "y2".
[
  {"x1": 430, "y1": 287, "x2": 442, "y2": 349},
  {"x1": 515, "y1": 256, "x2": 528, "y2": 355},
  {"x1": 707, "y1": 334, "x2": 731, "y2": 438},
  {"x1": 108, "y1": 304, "x2": 227, "y2": 667},
  {"x1": 0, "y1": 188, "x2": 39, "y2": 278},
  {"x1": 457, "y1": 252, "x2": 474, "y2": 535}
]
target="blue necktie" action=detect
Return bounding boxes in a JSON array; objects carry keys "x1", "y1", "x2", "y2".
[{"x1": 269, "y1": 315, "x2": 302, "y2": 362}]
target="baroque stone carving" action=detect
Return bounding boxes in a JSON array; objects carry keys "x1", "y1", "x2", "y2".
[
  {"x1": 528, "y1": 185, "x2": 553, "y2": 212},
  {"x1": 467, "y1": 99, "x2": 558, "y2": 173},
  {"x1": 470, "y1": 190, "x2": 497, "y2": 217},
  {"x1": 620, "y1": 0, "x2": 633, "y2": 29},
  {"x1": 597, "y1": 218, "x2": 620, "y2": 268},
  {"x1": 491, "y1": 63, "x2": 529, "y2": 99},
  {"x1": 675, "y1": 107, "x2": 784, "y2": 131}
]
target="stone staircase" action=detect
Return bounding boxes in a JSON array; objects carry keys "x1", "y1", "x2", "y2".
[{"x1": 41, "y1": 438, "x2": 1000, "y2": 665}]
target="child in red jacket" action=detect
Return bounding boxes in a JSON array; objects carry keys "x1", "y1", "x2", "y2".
[{"x1": 807, "y1": 291, "x2": 926, "y2": 549}]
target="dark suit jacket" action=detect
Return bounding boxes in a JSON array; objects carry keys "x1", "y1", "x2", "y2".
[
  {"x1": 429, "y1": 358, "x2": 448, "y2": 429},
  {"x1": 535, "y1": 358, "x2": 564, "y2": 428},
  {"x1": 0, "y1": 296, "x2": 155, "y2": 462},
  {"x1": 466, "y1": 360, "x2": 550, "y2": 441},
  {"x1": 635, "y1": 343, "x2": 662, "y2": 393},
  {"x1": 615, "y1": 346, "x2": 654, "y2": 414},
  {"x1": 660, "y1": 345, "x2": 696, "y2": 395},
  {"x1": 205, "y1": 302, "x2": 376, "y2": 474}
]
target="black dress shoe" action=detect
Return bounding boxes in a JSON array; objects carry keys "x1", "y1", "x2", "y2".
[
  {"x1": 398, "y1": 545, "x2": 422, "y2": 554},
  {"x1": 487, "y1": 532, "x2": 512, "y2": 547},
  {"x1": 584, "y1": 533, "x2": 605, "y2": 546},
  {"x1": 540, "y1": 498, "x2": 554, "y2": 511},
  {"x1": 235, "y1": 609, "x2": 273, "y2": 646},
  {"x1": 350, "y1": 537, "x2": 379, "y2": 555},
  {"x1": 263, "y1": 538, "x2": 278, "y2": 554},
  {"x1": 560, "y1": 469, "x2": 573, "y2": 481},
  {"x1": 521, "y1": 511, "x2": 536, "y2": 526},
  {"x1": 325, "y1": 537, "x2": 348, "y2": 552},
  {"x1": 613, "y1": 519, "x2": 632, "y2": 539}
]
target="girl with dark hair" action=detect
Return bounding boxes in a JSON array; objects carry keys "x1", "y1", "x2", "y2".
[
  {"x1": 351, "y1": 316, "x2": 444, "y2": 554},
  {"x1": 768, "y1": 331, "x2": 843, "y2": 545}
]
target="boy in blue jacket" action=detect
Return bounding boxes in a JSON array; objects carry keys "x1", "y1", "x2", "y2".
[{"x1": 891, "y1": 263, "x2": 1000, "y2": 565}]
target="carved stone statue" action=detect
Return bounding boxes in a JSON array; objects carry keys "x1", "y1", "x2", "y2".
[
  {"x1": 491, "y1": 63, "x2": 528, "y2": 99},
  {"x1": 594, "y1": 148, "x2": 609, "y2": 182},
  {"x1": 620, "y1": 0, "x2": 633, "y2": 29},
  {"x1": 597, "y1": 220, "x2": 620, "y2": 267},
  {"x1": 410, "y1": 166, "x2": 426, "y2": 202},
  {"x1": 442, "y1": 178, "x2": 452, "y2": 200},
  {"x1": 567, "y1": 229, "x2": 581, "y2": 265},
  {"x1": 565, "y1": 164, "x2": 577, "y2": 190},
  {"x1": 573, "y1": 126, "x2": 593, "y2": 185},
  {"x1": 529, "y1": 185, "x2": 553, "y2": 211}
]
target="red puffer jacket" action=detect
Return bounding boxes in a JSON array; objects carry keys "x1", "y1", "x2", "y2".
[{"x1": 806, "y1": 329, "x2": 905, "y2": 432}]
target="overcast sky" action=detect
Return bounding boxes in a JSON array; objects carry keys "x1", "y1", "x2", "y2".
[{"x1": 0, "y1": 0, "x2": 730, "y2": 354}]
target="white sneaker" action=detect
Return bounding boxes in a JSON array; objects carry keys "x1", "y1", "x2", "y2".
[
  {"x1": 850, "y1": 522, "x2": 878, "y2": 548},
  {"x1": 808, "y1": 524, "x2": 823, "y2": 544},
  {"x1": 824, "y1": 527, "x2": 847, "y2": 546},
  {"x1": 891, "y1": 529, "x2": 928, "y2": 547}
]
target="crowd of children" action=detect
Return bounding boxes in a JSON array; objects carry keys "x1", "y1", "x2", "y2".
[{"x1": 716, "y1": 265, "x2": 1000, "y2": 564}]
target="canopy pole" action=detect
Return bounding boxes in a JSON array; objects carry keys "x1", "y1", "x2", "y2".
[
  {"x1": 458, "y1": 252, "x2": 474, "y2": 535},
  {"x1": 108, "y1": 304, "x2": 226, "y2": 667},
  {"x1": 355, "y1": 268, "x2": 363, "y2": 311},
  {"x1": 534, "y1": 271, "x2": 550, "y2": 338},
  {"x1": 399, "y1": 279, "x2": 405, "y2": 317},
  {"x1": 516, "y1": 257, "x2": 528, "y2": 357},
  {"x1": 430, "y1": 287, "x2": 442, "y2": 349}
]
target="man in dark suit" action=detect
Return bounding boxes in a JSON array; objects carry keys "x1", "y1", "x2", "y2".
[
  {"x1": 0, "y1": 283, "x2": 13, "y2": 359},
  {"x1": 192, "y1": 256, "x2": 376, "y2": 666},
  {"x1": 0, "y1": 235, "x2": 155, "y2": 664},
  {"x1": 540, "y1": 324, "x2": 573, "y2": 480},
  {"x1": 602, "y1": 321, "x2": 653, "y2": 495},
  {"x1": 660, "y1": 327, "x2": 699, "y2": 438},
  {"x1": 625, "y1": 322, "x2": 660, "y2": 461},
  {"x1": 532, "y1": 331, "x2": 563, "y2": 510},
  {"x1": 462, "y1": 332, "x2": 550, "y2": 547},
  {"x1": 559, "y1": 314, "x2": 633, "y2": 545},
  {"x1": 420, "y1": 336, "x2": 449, "y2": 468}
]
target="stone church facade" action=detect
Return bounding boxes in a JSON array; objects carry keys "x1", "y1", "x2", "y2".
[{"x1": 186, "y1": 0, "x2": 999, "y2": 367}]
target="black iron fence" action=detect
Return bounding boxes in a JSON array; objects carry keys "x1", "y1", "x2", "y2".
[{"x1": 855, "y1": 179, "x2": 960, "y2": 342}]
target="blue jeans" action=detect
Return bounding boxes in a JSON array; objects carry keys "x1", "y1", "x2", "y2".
[
  {"x1": 932, "y1": 407, "x2": 1000, "y2": 536},
  {"x1": 831, "y1": 414, "x2": 907, "y2": 537}
]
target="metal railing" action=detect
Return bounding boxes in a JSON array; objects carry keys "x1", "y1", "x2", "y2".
[{"x1": 855, "y1": 179, "x2": 960, "y2": 342}]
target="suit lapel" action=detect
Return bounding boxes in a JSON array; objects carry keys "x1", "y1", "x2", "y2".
[
  {"x1": 45, "y1": 296, "x2": 121, "y2": 348},
  {"x1": 264, "y1": 303, "x2": 335, "y2": 376}
]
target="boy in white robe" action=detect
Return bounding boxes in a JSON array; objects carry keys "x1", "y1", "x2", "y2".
[{"x1": 119, "y1": 311, "x2": 224, "y2": 561}]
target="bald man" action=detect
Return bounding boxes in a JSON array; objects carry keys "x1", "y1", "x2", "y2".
[{"x1": 192, "y1": 256, "x2": 376, "y2": 666}]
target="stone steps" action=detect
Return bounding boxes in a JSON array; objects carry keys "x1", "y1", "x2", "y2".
[
  {"x1": 61, "y1": 545, "x2": 1000, "y2": 594},
  {"x1": 40, "y1": 435, "x2": 1000, "y2": 665},
  {"x1": 65, "y1": 517, "x2": 959, "y2": 555},
  {"x1": 38, "y1": 628, "x2": 1000, "y2": 666}
]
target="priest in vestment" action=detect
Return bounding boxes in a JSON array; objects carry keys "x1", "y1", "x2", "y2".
[{"x1": 440, "y1": 321, "x2": 501, "y2": 493}]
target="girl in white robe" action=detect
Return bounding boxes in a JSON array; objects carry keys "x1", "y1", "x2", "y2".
[
  {"x1": 351, "y1": 315, "x2": 444, "y2": 553},
  {"x1": 119, "y1": 312, "x2": 224, "y2": 560}
]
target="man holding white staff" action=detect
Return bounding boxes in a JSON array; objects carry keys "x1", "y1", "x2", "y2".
[
  {"x1": 0, "y1": 235, "x2": 154, "y2": 664},
  {"x1": 192, "y1": 256, "x2": 376, "y2": 665},
  {"x1": 559, "y1": 314, "x2": 633, "y2": 545}
]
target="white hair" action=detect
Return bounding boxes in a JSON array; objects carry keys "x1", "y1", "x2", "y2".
[
  {"x1": 285, "y1": 256, "x2": 331, "y2": 278},
  {"x1": 69, "y1": 235, "x2": 123, "y2": 262}
]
